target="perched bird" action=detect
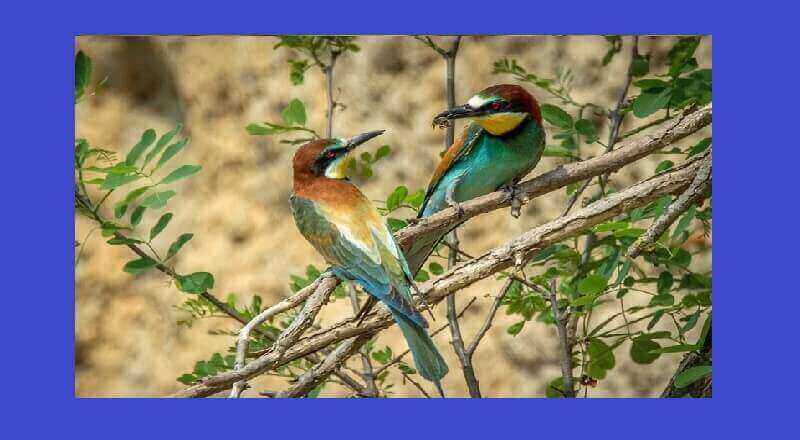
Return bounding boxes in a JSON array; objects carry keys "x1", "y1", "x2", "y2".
[
  {"x1": 290, "y1": 131, "x2": 449, "y2": 394},
  {"x1": 405, "y1": 84, "x2": 545, "y2": 273}
]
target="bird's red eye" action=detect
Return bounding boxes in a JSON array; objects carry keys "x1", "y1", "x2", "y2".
[
  {"x1": 327, "y1": 151, "x2": 336, "y2": 158},
  {"x1": 492, "y1": 102, "x2": 502, "y2": 110}
]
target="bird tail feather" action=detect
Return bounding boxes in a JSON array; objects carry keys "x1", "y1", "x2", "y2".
[{"x1": 391, "y1": 309, "x2": 449, "y2": 384}]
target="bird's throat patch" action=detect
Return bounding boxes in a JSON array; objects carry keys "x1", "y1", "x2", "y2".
[
  {"x1": 474, "y1": 112, "x2": 527, "y2": 135},
  {"x1": 324, "y1": 154, "x2": 350, "y2": 179}
]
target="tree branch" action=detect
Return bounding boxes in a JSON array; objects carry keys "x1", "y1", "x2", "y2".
[
  {"x1": 628, "y1": 151, "x2": 711, "y2": 258},
  {"x1": 549, "y1": 278, "x2": 575, "y2": 397},
  {"x1": 174, "y1": 151, "x2": 707, "y2": 397}
]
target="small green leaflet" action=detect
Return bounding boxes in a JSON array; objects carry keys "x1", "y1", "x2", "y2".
[
  {"x1": 674, "y1": 365, "x2": 711, "y2": 388},
  {"x1": 577, "y1": 274, "x2": 608, "y2": 295},
  {"x1": 141, "y1": 191, "x2": 176, "y2": 209},
  {"x1": 155, "y1": 138, "x2": 189, "y2": 170},
  {"x1": 123, "y1": 257, "x2": 157, "y2": 275},
  {"x1": 150, "y1": 213, "x2": 173, "y2": 240},
  {"x1": 125, "y1": 129, "x2": 157, "y2": 166},
  {"x1": 166, "y1": 233, "x2": 194, "y2": 260},
  {"x1": 160, "y1": 165, "x2": 202, "y2": 185},
  {"x1": 144, "y1": 124, "x2": 182, "y2": 167},
  {"x1": 281, "y1": 99, "x2": 307, "y2": 126},
  {"x1": 540, "y1": 104, "x2": 573, "y2": 129},
  {"x1": 101, "y1": 173, "x2": 142, "y2": 190},
  {"x1": 131, "y1": 206, "x2": 146, "y2": 226},
  {"x1": 177, "y1": 272, "x2": 215, "y2": 294}
]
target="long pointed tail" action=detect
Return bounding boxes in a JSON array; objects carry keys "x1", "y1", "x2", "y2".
[{"x1": 391, "y1": 309, "x2": 449, "y2": 389}]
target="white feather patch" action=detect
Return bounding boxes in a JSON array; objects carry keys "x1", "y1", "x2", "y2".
[{"x1": 467, "y1": 94, "x2": 489, "y2": 109}]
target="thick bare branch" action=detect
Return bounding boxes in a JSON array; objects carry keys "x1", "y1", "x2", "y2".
[
  {"x1": 174, "y1": 152, "x2": 706, "y2": 397},
  {"x1": 229, "y1": 275, "x2": 327, "y2": 397}
]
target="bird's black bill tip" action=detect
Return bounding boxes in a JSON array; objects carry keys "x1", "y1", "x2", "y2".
[
  {"x1": 346, "y1": 130, "x2": 386, "y2": 149},
  {"x1": 432, "y1": 104, "x2": 482, "y2": 129}
]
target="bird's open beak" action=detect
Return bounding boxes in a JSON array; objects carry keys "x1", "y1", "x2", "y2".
[
  {"x1": 433, "y1": 104, "x2": 485, "y2": 128},
  {"x1": 345, "y1": 130, "x2": 386, "y2": 150}
]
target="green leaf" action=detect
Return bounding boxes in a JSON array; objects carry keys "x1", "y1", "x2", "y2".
[
  {"x1": 674, "y1": 365, "x2": 711, "y2": 388},
  {"x1": 149, "y1": 213, "x2": 173, "y2": 240},
  {"x1": 165, "y1": 233, "x2": 194, "y2": 260},
  {"x1": 123, "y1": 257, "x2": 157, "y2": 275},
  {"x1": 687, "y1": 137, "x2": 711, "y2": 157},
  {"x1": 647, "y1": 309, "x2": 665, "y2": 330},
  {"x1": 649, "y1": 294, "x2": 675, "y2": 307},
  {"x1": 657, "y1": 271, "x2": 674, "y2": 294},
  {"x1": 125, "y1": 129, "x2": 157, "y2": 166},
  {"x1": 671, "y1": 206, "x2": 696, "y2": 243},
  {"x1": 160, "y1": 165, "x2": 202, "y2": 185},
  {"x1": 540, "y1": 104, "x2": 574, "y2": 129},
  {"x1": 375, "y1": 145, "x2": 391, "y2": 160},
  {"x1": 668, "y1": 37, "x2": 701, "y2": 77},
  {"x1": 405, "y1": 190, "x2": 425, "y2": 210},
  {"x1": 106, "y1": 236, "x2": 144, "y2": 246},
  {"x1": 577, "y1": 274, "x2": 608, "y2": 296},
  {"x1": 507, "y1": 321, "x2": 525, "y2": 336},
  {"x1": 287, "y1": 59, "x2": 309, "y2": 85},
  {"x1": 131, "y1": 206, "x2": 146, "y2": 226},
  {"x1": 414, "y1": 269, "x2": 430, "y2": 282},
  {"x1": 177, "y1": 374, "x2": 196, "y2": 385},
  {"x1": 670, "y1": 248, "x2": 692, "y2": 267},
  {"x1": 155, "y1": 138, "x2": 189, "y2": 170},
  {"x1": 144, "y1": 124, "x2": 182, "y2": 167},
  {"x1": 632, "y1": 89, "x2": 672, "y2": 118},
  {"x1": 594, "y1": 221, "x2": 629, "y2": 233},
  {"x1": 635, "y1": 79, "x2": 671, "y2": 91},
  {"x1": 630, "y1": 337, "x2": 661, "y2": 364},
  {"x1": 571, "y1": 294, "x2": 597, "y2": 308},
  {"x1": 587, "y1": 338, "x2": 615, "y2": 379},
  {"x1": 428, "y1": 262, "x2": 444, "y2": 276},
  {"x1": 140, "y1": 191, "x2": 176, "y2": 209},
  {"x1": 281, "y1": 99, "x2": 307, "y2": 126},
  {"x1": 101, "y1": 173, "x2": 142, "y2": 190},
  {"x1": 386, "y1": 186, "x2": 408, "y2": 211},
  {"x1": 655, "y1": 160, "x2": 674, "y2": 174},
  {"x1": 630, "y1": 54, "x2": 650, "y2": 77},
  {"x1": 75, "y1": 51, "x2": 92, "y2": 99},
  {"x1": 177, "y1": 272, "x2": 215, "y2": 294},
  {"x1": 614, "y1": 227, "x2": 646, "y2": 238},
  {"x1": 650, "y1": 344, "x2": 699, "y2": 354},
  {"x1": 575, "y1": 119, "x2": 598, "y2": 143},
  {"x1": 386, "y1": 218, "x2": 408, "y2": 233}
]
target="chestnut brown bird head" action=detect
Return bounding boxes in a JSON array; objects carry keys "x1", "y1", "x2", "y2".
[
  {"x1": 292, "y1": 130, "x2": 385, "y2": 181},
  {"x1": 433, "y1": 84, "x2": 542, "y2": 135}
]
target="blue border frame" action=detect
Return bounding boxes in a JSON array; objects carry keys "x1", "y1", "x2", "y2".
[{"x1": 4, "y1": 0, "x2": 797, "y2": 437}]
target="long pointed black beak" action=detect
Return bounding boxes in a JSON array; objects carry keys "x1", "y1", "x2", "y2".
[
  {"x1": 345, "y1": 130, "x2": 385, "y2": 150},
  {"x1": 433, "y1": 104, "x2": 484, "y2": 127}
]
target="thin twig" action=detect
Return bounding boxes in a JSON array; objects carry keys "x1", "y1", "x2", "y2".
[
  {"x1": 347, "y1": 284, "x2": 378, "y2": 396},
  {"x1": 549, "y1": 279, "x2": 575, "y2": 397}
]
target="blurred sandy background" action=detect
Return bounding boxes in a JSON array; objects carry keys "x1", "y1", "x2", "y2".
[{"x1": 74, "y1": 35, "x2": 711, "y2": 397}]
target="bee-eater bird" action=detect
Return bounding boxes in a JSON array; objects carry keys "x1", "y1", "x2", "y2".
[
  {"x1": 290, "y1": 131, "x2": 449, "y2": 394},
  {"x1": 405, "y1": 84, "x2": 545, "y2": 273}
]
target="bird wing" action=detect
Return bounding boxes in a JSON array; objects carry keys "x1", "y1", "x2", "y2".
[
  {"x1": 290, "y1": 194, "x2": 425, "y2": 327},
  {"x1": 418, "y1": 123, "x2": 484, "y2": 217}
]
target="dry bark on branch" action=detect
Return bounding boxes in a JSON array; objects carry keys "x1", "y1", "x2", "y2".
[{"x1": 174, "y1": 151, "x2": 707, "y2": 398}]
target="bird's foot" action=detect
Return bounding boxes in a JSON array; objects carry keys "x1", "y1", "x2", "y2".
[
  {"x1": 415, "y1": 289, "x2": 437, "y2": 322},
  {"x1": 502, "y1": 183, "x2": 523, "y2": 219}
]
